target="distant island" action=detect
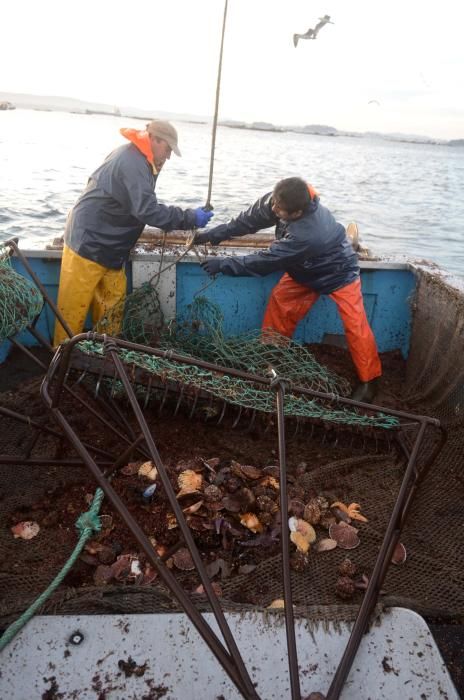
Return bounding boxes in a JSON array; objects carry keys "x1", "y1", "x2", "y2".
[{"x1": 0, "y1": 91, "x2": 462, "y2": 147}]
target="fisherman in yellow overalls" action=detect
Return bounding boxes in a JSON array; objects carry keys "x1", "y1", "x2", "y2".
[{"x1": 53, "y1": 120, "x2": 213, "y2": 346}]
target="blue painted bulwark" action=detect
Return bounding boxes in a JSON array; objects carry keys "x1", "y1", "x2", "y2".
[
  {"x1": 176, "y1": 264, "x2": 416, "y2": 357},
  {"x1": 0, "y1": 254, "x2": 416, "y2": 363}
]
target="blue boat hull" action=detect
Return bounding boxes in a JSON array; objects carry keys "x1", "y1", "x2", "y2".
[{"x1": 1, "y1": 248, "x2": 416, "y2": 362}]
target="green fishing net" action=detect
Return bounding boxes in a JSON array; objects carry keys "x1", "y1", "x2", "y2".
[
  {"x1": 86, "y1": 294, "x2": 398, "y2": 429},
  {"x1": 0, "y1": 252, "x2": 44, "y2": 341},
  {"x1": 95, "y1": 282, "x2": 164, "y2": 345},
  {"x1": 159, "y1": 297, "x2": 349, "y2": 395}
]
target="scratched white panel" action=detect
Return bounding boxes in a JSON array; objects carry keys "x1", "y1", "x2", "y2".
[
  {"x1": 0, "y1": 609, "x2": 458, "y2": 699},
  {"x1": 132, "y1": 258, "x2": 177, "y2": 321}
]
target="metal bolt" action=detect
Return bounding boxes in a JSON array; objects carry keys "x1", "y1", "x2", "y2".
[{"x1": 69, "y1": 631, "x2": 84, "y2": 645}]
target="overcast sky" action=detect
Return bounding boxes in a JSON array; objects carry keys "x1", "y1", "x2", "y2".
[{"x1": 2, "y1": 0, "x2": 463, "y2": 139}]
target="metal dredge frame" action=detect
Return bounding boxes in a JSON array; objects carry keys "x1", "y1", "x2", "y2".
[{"x1": 38, "y1": 332, "x2": 445, "y2": 700}]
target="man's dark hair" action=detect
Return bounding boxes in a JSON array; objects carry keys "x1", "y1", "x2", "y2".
[{"x1": 272, "y1": 177, "x2": 311, "y2": 213}]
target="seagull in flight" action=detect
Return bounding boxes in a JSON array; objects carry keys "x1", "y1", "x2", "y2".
[{"x1": 293, "y1": 15, "x2": 334, "y2": 47}]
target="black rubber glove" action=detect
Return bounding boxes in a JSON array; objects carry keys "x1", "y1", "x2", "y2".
[
  {"x1": 193, "y1": 231, "x2": 211, "y2": 245},
  {"x1": 201, "y1": 258, "x2": 223, "y2": 277}
]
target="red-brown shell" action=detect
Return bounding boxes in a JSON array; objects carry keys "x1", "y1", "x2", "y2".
[
  {"x1": 335, "y1": 576, "x2": 356, "y2": 600},
  {"x1": 329, "y1": 522, "x2": 360, "y2": 550},
  {"x1": 315, "y1": 538, "x2": 338, "y2": 552},
  {"x1": 172, "y1": 547, "x2": 195, "y2": 571},
  {"x1": 304, "y1": 499, "x2": 322, "y2": 525},
  {"x1": 338, "y1": 558, "x2": 357, "y2": 577},
  {"x1": 391, "y1": 542, "x2": 407, "y2": 565}
]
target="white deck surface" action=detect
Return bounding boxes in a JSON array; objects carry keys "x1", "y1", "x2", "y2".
[{"x1": 0, "y1": 607, "x2": 458, "y2": 699}]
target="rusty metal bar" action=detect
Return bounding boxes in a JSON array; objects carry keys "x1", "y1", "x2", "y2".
[
  {"x1": 26, "y1": 324, "x2": 54, "y2": 353},
  {"x1": 103, "y1": 434, "x2": 147, "y2": 479},
  {"x1": 0, "y1": 405, "x2": 114, "y2": 459},
  {"x1": 272, "y1": 373, "x2": 301, "y2": 700},
  {"x1": 103, "y1": 339, "x2": 259, "y2": 699},
  {"x1": 48, "y1": 345, "x2": 150, "y2": 460},
  {"x1": 0, "y1": 456, "x2": 114, "y2": 467},
  {"x1": 8, "y1": 336, "x2": 49, "y2": 370}
]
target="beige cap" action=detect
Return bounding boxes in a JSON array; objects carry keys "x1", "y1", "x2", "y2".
[{"x1": 146, "y1": 119, "x2": 181, "y2": 156}]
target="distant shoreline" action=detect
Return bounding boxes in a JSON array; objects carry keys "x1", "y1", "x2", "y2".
[{"x1": 1, "y1": 92, "x2": 463, "y2": 147}]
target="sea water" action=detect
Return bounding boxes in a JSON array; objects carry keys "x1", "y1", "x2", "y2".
[{"x1": 0, "y1": 109, "x2": 463, "y2": 277}]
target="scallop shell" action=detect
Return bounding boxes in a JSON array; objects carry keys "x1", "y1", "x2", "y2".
[
  {"x1": 121, "y1": 461, "x2": 142, "y2": 475},
  {"x1": 203, "y1": 485, "x2": 223, "y2": 503},
  {"x1": 288, "y1": 499, "x2": 305, "y2": 517},
  {"x1": 186, "y1": 515, "x2": 206, "y2": 531},
  {"x1": 94, "y1": 564, "x2": 113, "y2": 586},
  {"x1": 329, "y1": 522, "x2": 360, "y2": 550},
  {"x1": 11, "y1": 521, "x2": 40, "y2": 540},
  {"x1": 177, "y1": 469, "x2": 202, "y2": 497},
  {"x1": 194, "y1": 581, "x2": 223, "y2": 597},
  {"x1": 240, "y1": 513, "x2": 263, "y2": 533},
  {"x1": 259, "y1": 476, "x2": 280, "y2": 490},
  {"x1": 182, "y1": 500, "x2": 204, "y2": 514},
  {"x1": 138, "y1": 461, "x2": 158, "y2": 481},
  {"x1": 391, "y1": 542, "x2": 407, "y2": 565},
  {"x1": 267, "y1": 598, "x2": 285, "y2": 609},
  {"x1": 339, "y1": 558, "x2": 357, "y2": 577},
  {"x1": 111, "y1": 554, "x2": 133, "y2": 580},
  {"x1": 142, "y1": 564, "x2": 158, "y2": 585},
  {"x1": 237, "y1": 464, "x2": 262, "y2": 480},
  {"x1": 315, "y1": 538, "x2": 338, "y2": 552},
  {"x1": 290, "y1": 531, "x2": 311, "y2": 553},
  {"x1": 288, "y1": 518, "x2": 316, "y2": 543},
  {"x1": 303, "y1": 499, "x2": 322, "y2": 525},
  {"x1": 256, "y1": 495, "x2": 278, "y2": 514},
  {"x1": 262, "y1": 465, "x2": 280, "y2": 478},
  {"x1": 172, "y1": 547, "x2": 195, "y2": 571},
  {"x1": 166, "y1": 513, "x2": 178, "y2": 529}
]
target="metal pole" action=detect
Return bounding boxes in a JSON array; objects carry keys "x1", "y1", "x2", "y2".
[
  {"x1": 205, "y1": 0, "x2": 228, "y2": 210},
  {"x1": 273, "y1": 375, "x2": 301, "y2": 699}
]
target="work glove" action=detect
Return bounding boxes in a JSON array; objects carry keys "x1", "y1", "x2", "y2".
[
  {"x1": 193, "y1": 231, "x2": 212, "y2": 245},
  {"x1": 201, "y1": 258, "x2": 223, "y2": 277},
  {"x1": 194, "y1": 207, "x2": 214, "y2": 228}
]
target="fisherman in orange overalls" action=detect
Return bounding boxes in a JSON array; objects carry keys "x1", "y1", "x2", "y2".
[
  {"x1": 53, "y1": 120, "x2": 213, "y2": 346},
  {"x1": 195, "y1": 177, "x2": 381, "y2": 402}
]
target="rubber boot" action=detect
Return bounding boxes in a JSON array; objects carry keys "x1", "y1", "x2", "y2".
[{"x1": 350, "y1": 378, "x2": 380, "y2": 403}]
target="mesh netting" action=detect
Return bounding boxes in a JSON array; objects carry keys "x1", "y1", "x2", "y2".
[
  {"x1": 88, "y1": 296, "x2": 398, "y2": 430},
  {"x1": 95, "y1": 282, "x2": 164, "y2": 344},
  {"x1": 0, "y1": 253, "x2": 43, "y2": 341},
  {"x1": 96, "y1": 290, "x2": 349, "y2": 394},
  {"x1": 1, "y1": 272, "x2": 463, "y2": 627},
  {"x1": 159, "y1": 297, "x2": 348, "y2": 394}
]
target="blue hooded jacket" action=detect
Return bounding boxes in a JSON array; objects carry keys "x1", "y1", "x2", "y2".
[
  {"x1": 65, "y1": 143, "x2": 197, "y2": 269},
  {"x1": 204, "y1": 192, "x2": 359, "y2": 294}
]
